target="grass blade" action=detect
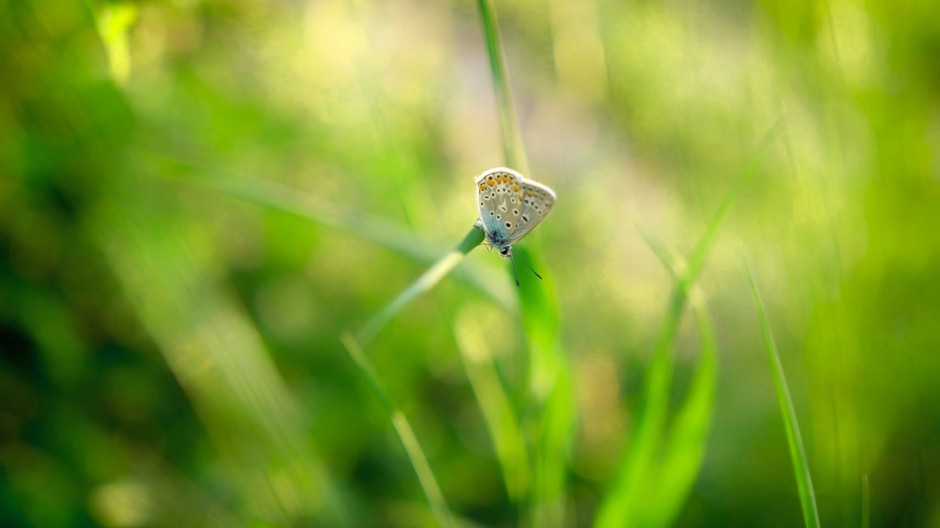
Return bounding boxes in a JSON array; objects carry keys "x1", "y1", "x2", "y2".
[
  {"x1": 357, "y1": 225, "x2": 485, "y2": 345},
  {"x1": 595, "y1": 121, "x2": 786, "y2": 527},
  {"x1": 594, "y1": 273, "x2": 688, "y2": 528},
  {"x1": 512, "y1": 246, "x2": 572, "y2": 528},
  {"x1": 861, "y1": 474, "x2": 870, "y2": 528},
  {"x1": 340, "y1": 334, "x2": 454, "y2": 528},
  {"x1": 94, "y1": 179, "x2": 341, "y2": 524},
  {"x1": 647, "y1": 289, "x2": 717, "y2": 526},
  {"x1": 476, "y1": 3, "x2": 573, "y2": 524},
  {"x1": 454, "y1": 311, "x2": 530, "y2": 501},
  {"x1": 145, "y1": 158, "x2": 506, "y2": 346},
  {"x1": 746, "y1": 261, "x2": 821, "y2": 528},
  {"x1": 477, "y1": 0, "x2": 529, "y2": 173},
  {"x1": 597, "y1": 192, "x2": 728, "y2": 527},
  {"x1": 132, "y1": 152, "x2": 514, "y2": 311}
]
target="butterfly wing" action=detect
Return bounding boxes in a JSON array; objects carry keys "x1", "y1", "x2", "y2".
[
  {"x1": 506, "y1": 176, "x2": 556, "y2": 244},
  {"x1": 476, "y1": 168, "x2": 522, "y2": 248},
  {"x1": 476, "y1": 167, "x2": 556, "y2": 246}
]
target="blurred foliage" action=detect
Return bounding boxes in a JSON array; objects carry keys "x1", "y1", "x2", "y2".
[{"x1": 2, "y1": 0, "x2": 940, "y2": 526}]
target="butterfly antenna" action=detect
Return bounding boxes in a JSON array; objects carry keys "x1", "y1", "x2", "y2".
[
  {"x1": 518, "y1": 253, "x2": 543, "y2": 280},
  {"x1": 509, "y1": 253, "x2": 521, "y2": 287}
]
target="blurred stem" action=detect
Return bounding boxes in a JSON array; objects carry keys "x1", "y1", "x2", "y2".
[
  {"x1": 599, "y1": 121, "x2": 785, "y2": 527},
  {"x1": 648, "y1": 289, "x2": 717, "y2": 526},
  {"x1": 340, "y1": 334, "x2": 453, "y2": 528},
  {"x1": 131, "y1": 151, "x2": 517, "y2": 320},
  {"x1": 746, "y1": 261, "x2": 821, "y2": 528},
  {"x1": 94, "y1": 2, "x2": 137, "y2": 86},
  {"x1": 478, "y1": 4, "x2": 573, "y2": 523},
  {"x1": 478, "y1": 0, "x2": 529, "y2": 174},
  {"x1": 861, "y1": 474, "x2": 870, "y2": 528},
  {"x1": 96, "y1": 176, "x2": 342, "y2": 524},
  {"x1": 356, "y1": 225, "x2": 485, "y2": 346},
  {"x1": 454, "y1": 311, "x2": 530, "y2": 500}
]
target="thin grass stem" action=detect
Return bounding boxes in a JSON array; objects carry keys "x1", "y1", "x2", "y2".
[
  {"x1": 357, "y1": 226, "x2": 485, "y2": 345},
  {"x1": 746, "y1": 261, "x2": 821, "y2": 528},
  {"x1": 477, "y1": 0, "x2": 529, "y2": 174},
  {"x1": 340, "y1": 334, "x2": 454, "y2": 528},
  {"x1": 861, "y1": 474, "x2": 870, "y2": 528},
  {"x1": 597, "y1": 121, "x2": 785, "y2": 527}
]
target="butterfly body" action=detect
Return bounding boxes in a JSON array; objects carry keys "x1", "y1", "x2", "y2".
[{"x1": 475, "y1": 167, "x2": 556, "y2": 258}]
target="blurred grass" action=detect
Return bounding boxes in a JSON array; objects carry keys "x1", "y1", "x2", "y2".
[
  {"x1": 454, "y1": 311, "x2": 530, "y2": 502},
  {"x1": 747, "y1": 261, "x2": 820, "y2": 528},
  {"x1": 478, "y1": 3, "x2": 571, "y2": 526},
  {"x1": 340, "y1": 334, "x2": 453, "y2": 528},
  {"x1": 356, "y1": 226, "x2": 485, "y2": 346},
  {"x1": 3, "y1": 0, "x2": 940, "y2": 526},
  {"x1": 93, "y1": 174, "x2": 342, "y2": 524},
  {"x1": 141, "y1": 152, "x2": 514, "y2": 311},
  {"x1": 596, "y1": 185, "x2": 718, "y2": 528},
  {"x1": 477, "y1": 0, "x2": 529, "y2": 174},
  {"x1": 340, "y1": 2, "x2": 572, "y2": 526},
  {"x1": 596, "y1": 123, "x2": 779, "y2": 527},
  {"x1": 861, "y1": 474, "x2": 870, "y2": 528}
]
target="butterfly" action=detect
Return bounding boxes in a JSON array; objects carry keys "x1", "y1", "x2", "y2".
[{"x1": 475, "y1": 167, "x2": 556, "y2": 284}]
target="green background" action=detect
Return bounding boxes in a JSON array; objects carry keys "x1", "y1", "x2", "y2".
[{"x1": 2, "y1": 0, "x2": 939, "y2": 526}]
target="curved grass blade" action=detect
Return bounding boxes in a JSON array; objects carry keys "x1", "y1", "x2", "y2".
[
  {"x1": 594, "y1": 267, "x2": 692, "y2": 528},
  {"x1": 132, "y1": 152, "x2": 514, "y2": 312},
  {"x1": 357, "y1": 225, "x2": 485, "y2": 345},
  {"x1": 596, "y1": 120, "x2": 784, "y2": 527},
  {"x1": 94, "y1": 179, "x2": 343, "y2": 524},
  {"x1": 647, "y1": 289, "x2": 717, "y2": 526},
  {"x1": 597, "y1": 195, "x2": 726, "y2": 527},
  {"x1": 454, "y1": 311, "x2": 530, "y2": 501},
  {"x1": 340, "y1": 334, "x2": 454, "y2": 528},
  {"x1": 745, "y1": 261, "x2": 821, "y2": 528},
  {"x1": 477, "y1": 2, "x2": 572, "y2": 522},
  {"x1": 513, "y1": 246, "x2": 572, "y2": 528}
]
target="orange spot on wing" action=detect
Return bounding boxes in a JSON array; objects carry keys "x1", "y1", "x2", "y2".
[
  {"x1": 487, "y1": 179, "x2": 495, "y2": 186},
  {"x1": 513, "y1": 185, "x2": 520, "y2": 192}
]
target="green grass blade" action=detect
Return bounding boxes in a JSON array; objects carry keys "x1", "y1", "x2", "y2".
[
  {"x1": 144, "y1": 156, "x2": 498, "y2": 347},
  {"x1": 198, "y1": 173, "x2": 447, "y2": 264},
  {"x1": 477, "y1": 0, "x2": 529, "y2": 173},
  {"x1": 595, "y1": 220, "x2": 692, "y2": 527},
  {"x1": 685, "y1": 119, "x2": 784, "y2": 287},
  {"x1": 746, "y1": 262, "x2": 821, "y2": 528},
  {"x1": 595, "y1": 276, "x2": 687, "y2": 528},
  {"x1": 596, "y1": 122, "x2": 787, "y2": 526},
  {"x1": 454, "y1": 311, "x2": 530, "y2": 501},
  {"x1": 597, "y1": 206, "x2": 725, "y2": 527},
  {"x1": 647, "y1": 289, "x2": 717, "y2": 526},
  {"x1": 476, "y1": 3, "x2": 573, "y2": 525},
  {"x1": 633, "y1": 220, "x2": 684, "y2": 281},
  {"x1": 340, "y1": 334, "x2": 454, "y2": 528},
  {"x1": 527, "y1": 370, "x2": 573, "y2": 528},
  {"x1": 133, "y1": 152, "x2": 514, "y2": 311},
  {"x1": 357, "y1": 225, "x2": 485, "y2": 346},
  {"x1": 861, "y1": 474, "x2": 870, "y2": 528},
  {"x1": 93, "y1": 179, "x2": 342, "y2": 524},
  {"x1": 514, "y1": 246, "x2": 573, "y2": 528}
]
